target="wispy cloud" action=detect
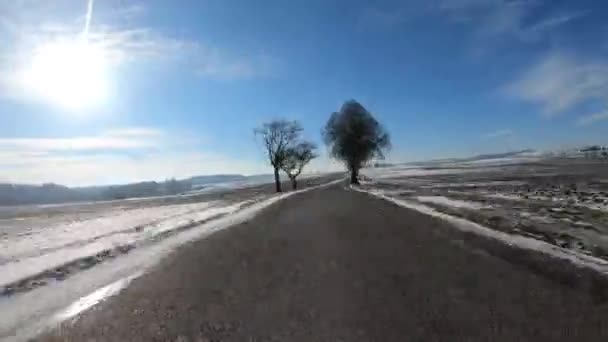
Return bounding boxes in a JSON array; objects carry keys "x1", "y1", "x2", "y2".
[
  {"x1": 0, "y1": 127, "x2": 267, "y2": 186},
  {"x1": 577, "y1": 111, "x2": 608, "y2": 126},
  {"x1": 436, "y1": 0, "x2": 528, "y2": 27},
  {"x1": 0, "y1": 151, "x2": 268, "y2": 187},
  {"x1": 0, "y1": 0, "x2": 279, "y2": 105},
  {"x1": 435, "y1": 0, "x2": 587, "y2": 42},
  {"x1": 473, "y1": 1, "x2": 529, "y2": 37},
  {"x1": 482, "y1": 129, "x2": 513, "y2": 139},
  {"x1": 527, "y1": 11, "x2": 588, "y2": 32},
  {"x1": 103, "y1": 127, "x2": 164, "y2": 138},
  {"x1": 83, "y1": 0, "x2": 94, "y2": 37},
  {"x1": 0, "y1": 127, "x2": 163, "y2": 152},
  {"x1": 358, "y1": 0, "x2": 588, "y2": 54},
  {"x1": 504, "y1": 53, "x2": 608, "y2": 116}
]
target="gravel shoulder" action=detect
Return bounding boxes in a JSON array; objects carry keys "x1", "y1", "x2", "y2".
[{"x1": 43, "y1": 184, "x2": 608, "y2": 341}]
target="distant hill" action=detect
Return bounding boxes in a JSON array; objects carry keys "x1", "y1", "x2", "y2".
[
  {"x1": 0, "y1": 183, "x2": 104, "y2": 206},
  {"x1": 401, "y1": 149, "x2": 539, "y2": 167},
  {"x1": 457, "y1": 149, "x2": 537, "y2": 163},
  {"x1": 0, "y1": 173, "x2": 273, "y2": 206},
  {"x1": 189, "y1": 174, "x2": 247, "y2": 188}
]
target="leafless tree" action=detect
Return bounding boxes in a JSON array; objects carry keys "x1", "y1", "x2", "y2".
[
  {"x1": 255, "y1": 120, "x2": 303, "y2": 192},
  {"x1": 281, "y1": 141, "x2": 317, "y2": 190}
]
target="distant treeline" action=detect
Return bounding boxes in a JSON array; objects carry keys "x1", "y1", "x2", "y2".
[
  {"x1": 0, "y1": 174, "x2": 260, "y2": 206},
  {"x1": 101, "y1": 178, "x2": 192, "y2": 200}
]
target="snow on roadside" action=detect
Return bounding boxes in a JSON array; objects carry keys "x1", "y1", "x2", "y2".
[
  {"x1": 424, "y1": 181, "x2": 526, "y2": 189},
  {"x1": 0, "y1": 178, "x2": 345, "y2": 342},
  {"x1": 361, "y1": 166, "x2": 480, "y2": 179},
  {"x1": 416, "y1": 196, "x2": 491, "y2": 210},
  {"x1": 0, "y1": 201, "x2": 252, "y2": 288},
  {"x1": 484, "y1": 193, "x2": 522, "y2": 201},
  {"x1": 352, "y1": 187, "x2": 608, "y2": 276},
  {"x1": 483, "y1": 192, "x2": 608, "y2": 213},
  {"x1": 0, "y1": 201, "x2": 220, "y2": 262}
]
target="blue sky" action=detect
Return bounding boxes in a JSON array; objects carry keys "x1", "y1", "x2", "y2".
[{"x1": 0, "y1": 0, "x2": 607, "y2": 185}]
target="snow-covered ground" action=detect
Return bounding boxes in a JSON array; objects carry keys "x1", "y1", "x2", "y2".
[
  {"x1": 0, "y1": 176, "x2": 342, "y2": 341},
  {"x1": 352, "y1": 186, "x2": 608, "y2": 275},
  {"x1": 424, "y1": 181, "x2": 526, "y2": 189},
  {"x1": 362, "y1": 166, "x2": 492, "y2": 180},
  {"x1": 358, "y1": 158, "x2": 608, "y2": 276},
  {"x1": 416, "y1": 196, "x2": 490, "y2": 210},
  {"x1": 0, "y1": 200, "x2": 254, "y2": 289}
]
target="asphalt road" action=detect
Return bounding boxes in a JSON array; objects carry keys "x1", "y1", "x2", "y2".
[{"x1": 42, "y1": 184, "x2": 608, "y2": 341}]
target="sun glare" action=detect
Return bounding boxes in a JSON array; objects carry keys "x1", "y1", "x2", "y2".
[{"x1": 20, "y1": 39, "x2": 110, "y2": 111}]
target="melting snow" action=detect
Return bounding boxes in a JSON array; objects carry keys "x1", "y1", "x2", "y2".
[
  {"x1": 416, "y1": 196, "x2": 490, "y2": 210},
  {"x1": 484, "y1": 193, "x2": 523, "y2": 201},
  {"x1": 0, "y1": 178, "x2": 344, "y2": 342},
  {"x1": 55, "y1": 272, "x2": 142, "y2": 321},
  {"x1": 361, "y1": 166, "x2": 490, "y2": 180},
  {"x1": 0, "y1": 201, "x2": 249, "y2": 288},
  {"x1": 425, "y1": 181, "x2": 526, "y2": 189},
  {"x1": 352, "y1": 187, "x2": 608, "y2": 276}
]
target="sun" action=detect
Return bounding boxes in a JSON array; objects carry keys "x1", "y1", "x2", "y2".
[{"x1": 20, "y1": 39, "x2": 110, "y2": 111}]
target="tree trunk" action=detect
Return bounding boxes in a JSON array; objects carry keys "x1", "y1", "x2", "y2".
[
  {"x1": 291, "y1": 176, "x2": 297, "y2": 190},
  {"x1": 274, "y1": 168, "x2": 282, "y2": 192},
  {"x1": 350, "y1": 168, "x2": 359, "y2": 185}
]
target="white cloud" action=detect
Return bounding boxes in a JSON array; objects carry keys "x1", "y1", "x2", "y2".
[
  {"x1": 436, "y1": 0, "x2": 527, "y2": 27},
  {"x1": 577, "y1": 111, "x2": 608, "y2": 126},
  {"x1": 102, "y1": 127, "x2": 164, "y2": 138},
  {"x1": 504, "y1": 53, "x2": 608, "y2": 116},
  {"x1": 0, "y1": 128, "x2": 162, "y2": 152},
  {"x1": 0, "y1": 126, "x2": 341, "y2": 186},
  {"x1": 482, "y1": 129, "x2": 513, "y2": 139},
  {"x1": 0, "y1": 151, "x2": 268, "y2": 187},
  {"x1": 0, "y1": 0, "x2": 280, "y2": 106},
  {"x1": 527, "y1": 11, "x2": 587, "y2": 32},
  {"x1": 0, "y1": 127, "x2": 271, "y2": 186},
  {"x1": 435, "y1": 0, "x2": 587, "y2": 42}
]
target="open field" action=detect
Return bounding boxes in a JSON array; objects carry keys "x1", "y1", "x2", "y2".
[
  {"x1": 361, "y1": 158, "x2": 608, "y2": 262},
  {"x1": 1, "y1": 175, "x2": 340, "y2": 295},
  {"x1": 40, "y1": 179, "x2": 608, "y2": 341},
  {"x1": 0, "y1": 174, "x2": 341, "y2": 340},
  {"x1": 5, "y1": 157, "x2": 608, "y2": 341}
]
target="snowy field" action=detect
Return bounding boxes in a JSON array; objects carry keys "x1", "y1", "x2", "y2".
[
  {"x1": 0, "y1": 175, "x2": 340, "y2": 341},
  {"x1": 0, "y1": 200, "x2": 254, "y2": 290},
  {"x1": 360, "y1": 157, "x2": 608, "y2": 271}
]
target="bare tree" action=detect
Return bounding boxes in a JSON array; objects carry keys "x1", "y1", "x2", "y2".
[
  {"x1": 255, "y1": 120, "x2": 303, "y2": 192},
  {"x1": 323, "y1": 100, "x2": 390, "y2": 185},
  {"x1": 281, "y1": 141, "x2": 317, "y2": 190}
]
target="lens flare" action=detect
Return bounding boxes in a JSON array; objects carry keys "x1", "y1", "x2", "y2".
[{"x1": 20, "y1": 39, "x2": 109, "y2": 111}]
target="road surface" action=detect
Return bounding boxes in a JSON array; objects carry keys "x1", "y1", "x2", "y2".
[{"x1": 43, "y1": 184, "x2": 608, "y2": 341}]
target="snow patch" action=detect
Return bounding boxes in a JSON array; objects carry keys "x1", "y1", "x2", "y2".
[
  {"x1": 425, "y1": 181, "x2": 526, "y2": 189},
  {"x1": 361, "y1": 167, "x2": 489, "y2": 180},
  {"x1": 55, "y1": 272, "x2": 142, "y2": 321},
  {"x1": 0, "y1": 201, "x2": 220, "y2": 263},
  {"x1": 416, "y1": 196, "x2": 490, "y2": 210},
  {"x1": 0, "y1": 201, "x2": 248, "y2": 288},
  {"x1": 484, "y1": 193, "x2": 522, "y2": 201},
  {"x1": 0, "y1": 178, "x2": 344, "y2": 342}
]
